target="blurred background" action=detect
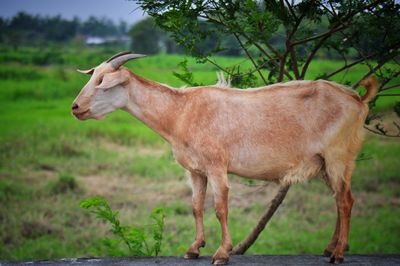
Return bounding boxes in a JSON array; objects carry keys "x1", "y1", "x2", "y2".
[{"x1": 0, "y1": 0, "x2": 399, "y2": 261}]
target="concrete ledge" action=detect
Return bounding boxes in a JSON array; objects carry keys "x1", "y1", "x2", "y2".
[{"x1": 2, "y1": 255, "x2": 400, "y2": 266}]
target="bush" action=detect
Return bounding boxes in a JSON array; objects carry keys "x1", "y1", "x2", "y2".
[
  {"x1": 31, "y1": 50, "x2": 64, "y2": 65},
  {"x1": 80, "y1": 196, "x2": 165, "y2": 256},
  {"x1": 0, "y1": 65, "x2": 42, "y2": 80},
  {"x1": 0, "y1": 48, "x2": 64, "y2": 65}
]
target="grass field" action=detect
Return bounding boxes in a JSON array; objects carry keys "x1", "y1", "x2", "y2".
[{"x1": 0, "y1": 47, "x2": 399, "y2": 260}]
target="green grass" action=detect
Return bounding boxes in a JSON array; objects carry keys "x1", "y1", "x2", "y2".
[{"x1": 0, "y1": 47, "x2": 399, "y2": 260}]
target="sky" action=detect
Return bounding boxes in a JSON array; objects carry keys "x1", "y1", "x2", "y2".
[{"x1": 0, "y1": 0, "x2": 147, "y2": 25}]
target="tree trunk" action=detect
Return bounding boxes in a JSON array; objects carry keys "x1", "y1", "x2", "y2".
[{"x1": 231, "y1": 185, "x2": 291, "y2": 255}]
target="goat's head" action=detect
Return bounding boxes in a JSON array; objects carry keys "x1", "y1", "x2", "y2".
[{"x1": 72, "y1": 51, "x2": 145, "y2": 120}]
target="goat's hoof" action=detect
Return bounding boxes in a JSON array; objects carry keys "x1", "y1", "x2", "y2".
[
  {"x1": 329, "y1": 256, "x2": 344, "y2": 264},
  {"x1": 323, "y1": 249, "x2": 332, "y2": 257},
  {"x1": 184, "y1": 252, "x2": 199, "y2": 259},
  {"x1": 212, "y1": 246, "x2": 230, "y2": 265},
  {"x1": 334, "y1": 257, "x2": 344, "y2": 264},
  {"x1": 212, "y1": 258, "x2": 229, "y2": 265}
]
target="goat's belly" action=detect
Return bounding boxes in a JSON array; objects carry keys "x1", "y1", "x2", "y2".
[
  {"x1": 228, "y1": 155, "x2": 293, "y2": 181},
  {"x1": 228, "y1": 152, "x2": 324, "y2": 184},
  {"x1": 228, "y1": 165, "x2": 287, "y2": 181}
]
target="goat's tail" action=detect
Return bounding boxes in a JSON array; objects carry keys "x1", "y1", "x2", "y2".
[{"x1": 360, "y1": 75, "x2": 379, "y2": 103}]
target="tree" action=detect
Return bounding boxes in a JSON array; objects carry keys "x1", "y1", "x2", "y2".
[
  {"x1": 0, "y1": 13, "x2": 131, "y2": 47},
  {"x1": 0, "y1": 17, "x2": 6, "y2": 43},
  {"x1": 136, "y1": 0, "x2": 400, "y2": 255},
  {"x1": 118, "y1": 20, "x2": 129, "y2": 36},
  {"x1": 2, "y1": 12, "x2": 79, "y2": 46},
  {"x1": 79, "y1": 16, "x2": 118, "y2": 37},
  {"x1": 43, "y1": 15, "x2": 78, "y2": 42},
  {"x1": 129, "y1": 17, "x2": 165, "y2": 54}
]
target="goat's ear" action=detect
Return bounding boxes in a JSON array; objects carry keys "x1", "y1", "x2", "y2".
[
  {"x1": 96, "y1": 71, "x2": 128, "y2": 90},
  {"x1": 77, "y1": 68, "x2": 94, "y2": 75}
]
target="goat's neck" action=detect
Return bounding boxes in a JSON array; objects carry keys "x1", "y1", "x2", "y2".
[{"x1": 124, "y1": 73, "x2": 182, "y2": 142}]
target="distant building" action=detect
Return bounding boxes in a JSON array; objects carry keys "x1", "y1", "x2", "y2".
[{"x1": 85, "y1": 36, "x2": 130, "y2": 46}]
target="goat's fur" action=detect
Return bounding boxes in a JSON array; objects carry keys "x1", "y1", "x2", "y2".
[
  {"x1": 215, "y1": 71, "x2": 231, "y2": 88},
  {"x1": 72, "y1": 53, "x2": 378, "y2": 265}
]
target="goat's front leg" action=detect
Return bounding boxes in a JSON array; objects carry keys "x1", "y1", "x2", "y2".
[
  {"x1": 209, "y1": 172, "x2": 232, "y2": 265},
  {"x1": 184, "y1": 171, "x2": 207, "y2": 259}
]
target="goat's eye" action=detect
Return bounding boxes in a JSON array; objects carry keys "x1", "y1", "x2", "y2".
[{"x1": 98, "y1": 77, "x2": 103, "y2": 85}]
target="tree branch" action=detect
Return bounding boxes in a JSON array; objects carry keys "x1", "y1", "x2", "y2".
[
  {"x1": 234, "y1": 33, "x2": 268, "y2": 84},
  {"x1": 325, "y1": 54, "x2": 375, "y2": 79},
  {"x1": 288, "y1": 46, "x2": 300, "y2": 79},
  {"x1": 377, "y1": 93, "x2": 400, "y2": 96},
  {"x1": 238, "y1": 32, "x2": 293, "y2": 80},
  {"x1": 240, "y1": 31, "x2": 283, "y2": 64},
  {"x1": 379, "y1": 70, "x2": 400, "y2": 90},
  {"x1": 284, "y1": 0, "x2": 297, "y2": 21},
  {"x1": 234, "y1": 58, "x2": 279, "y2": 78},
  {"x1": 296, "y1": 1, "x2": 357, "y2": 79},
  {"x1": 293, "y1": 0, "x2": 386, "y2": 46},
  {"x1": 381, "y1": 83, "x2": 400, "y2": 92},
  {"x1": 203, "y1": 8, "x2": 294, "y2": 83},
  {"x1": 202, "y1": 12, "x2": 294, "y2": 81},
  {"x1": 231, "y1": 185, "x2": 291, "y2": 255},
  {"x1": 292, "y1": 24, "x2": 348, "y2": 46},
  {"x1": 205, "y1": 58, "x2": 232, "y2": 75},
  {"x1": 278, "y1": 52, "x2": 289, "y2": 82},
  {"x1": 250, "y1": 40, "x2": 293, "y2": 81},
  {"x1": 300, "y1": 33, "x2": 334, "y2": 79},
  {"x1": 353, "y1": 57, "x2": 395, "y2": 89},
  {"x1": 286, "y1": 12, "x2": 307, "y2": 80},
  {"x1": 364, "y1": 124, "x2": 400, "y2": 138}
]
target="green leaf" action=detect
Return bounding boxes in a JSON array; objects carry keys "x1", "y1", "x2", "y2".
[
  {"x1": 79, "y1": 196, "x2": 108, "y2": 209},
  {"x1": 81, "y1": 196, "x2": 165, "y2": 256}
]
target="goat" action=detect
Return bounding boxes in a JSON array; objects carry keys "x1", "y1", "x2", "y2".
[{"x1": 72, "y1": 51, "x2": 378, "y2": 265}]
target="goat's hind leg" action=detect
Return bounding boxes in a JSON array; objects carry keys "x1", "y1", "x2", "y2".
[
  {"x1": 184, "y1": 171, "x2": 207, "y2": 259},
  {"x1": 209, "y1": 171, "x2": 232, "y2": 265},
  {"x1": 323, "y1": 208, "x2": 350, "y2": 257},
  {"x1": 323, "y1": 164, "x2": 355, "y2": 264},
  {"x1": 330, "y1": 180, "x2": 354, "y2": 264},
  {"x1": 323, "y1": 208, "x2": 340, "y2": 257}
]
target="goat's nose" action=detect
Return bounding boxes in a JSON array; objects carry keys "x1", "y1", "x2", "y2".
[{"x1": 72, "y1": 103, "x2": 79, "y2": 110}]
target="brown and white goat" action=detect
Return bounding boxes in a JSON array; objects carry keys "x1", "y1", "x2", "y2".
[{"x1": 72, "y1": 51, "x2": 378, "y2": 264}]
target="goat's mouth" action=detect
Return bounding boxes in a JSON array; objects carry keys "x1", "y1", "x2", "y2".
[{"x1": 73, "y1": 109, "x2": 91, "y2": 120}]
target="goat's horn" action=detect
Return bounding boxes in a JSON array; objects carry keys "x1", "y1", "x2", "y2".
[
  {"x1": 107, "y1": 51, "x2": 146, "y2": 69},
  {"x1": 106, "y1": 51, "x2": 132, "y2": 63},
  {"x1": 77, "y1": 68, "x2": 94, "y2": 75}
]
